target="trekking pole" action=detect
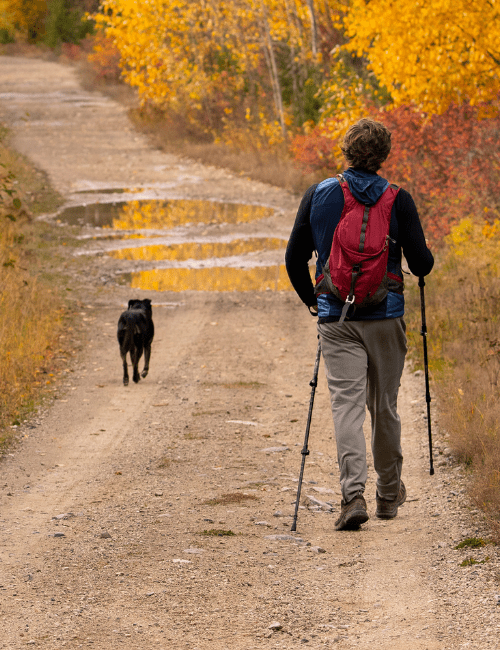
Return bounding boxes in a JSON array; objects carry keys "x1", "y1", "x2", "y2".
[
  {"x1": 418, "y1": 277, "x2": 434, "y2": 476},
  {"x1": 291, "y1": 339, "x2": 322, "y2": 532}
]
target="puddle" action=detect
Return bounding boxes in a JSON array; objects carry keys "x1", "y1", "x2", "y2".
[
  {"x1": 125, "y1": 265, "x2": 293, "y2": 292},
  {"x1": 108, "y1": 238, "x2": 286, "y2": 262},
  {"x1": 58, "y1": 198, "x2": 274, "y2": 229},
  {"x1": 63, "y1": 198, "x2": 300, "y2": 292}
]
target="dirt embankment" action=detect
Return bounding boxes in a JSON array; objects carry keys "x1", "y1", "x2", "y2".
[{"x1": 0, "y1": 56, "x2": 499, "y2": 650}]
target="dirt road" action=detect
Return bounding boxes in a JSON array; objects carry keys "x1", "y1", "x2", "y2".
[{"x1": 0, "y1": 56, "x2": 499, "y2": 650}]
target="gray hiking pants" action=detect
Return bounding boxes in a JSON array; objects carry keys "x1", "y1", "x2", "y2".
[{"x1": 318, "y1": 318, "x2": 407, "y2": 503}]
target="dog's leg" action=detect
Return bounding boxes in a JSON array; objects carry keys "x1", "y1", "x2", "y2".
[
  {"x1": 131, "y1": 348, "x2": 141, "y2": 383},
  {"x1": 121, "y1": 351, "x2": 129, "y2": 386},
  {"x1": 141, "y1": 343, "x2": 151, "y2": 378}
]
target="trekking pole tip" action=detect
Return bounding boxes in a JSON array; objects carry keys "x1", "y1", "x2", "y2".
[{"x1": 430, "y1": 467, "x2": 435, "y2": 476}]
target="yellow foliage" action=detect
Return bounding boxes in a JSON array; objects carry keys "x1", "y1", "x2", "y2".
[
  {"x1": 343, "y1": 0, "x2": 500, "y2": 115},
  {"x1": 92, "y1": 0, "x2": 323, "y2": 143},
  {"x1": 447, "y1": 216, "x2": 500, "y2": 272},
  {"x1": 0, "y1": 0, "x2": 47, "y2": 41}
]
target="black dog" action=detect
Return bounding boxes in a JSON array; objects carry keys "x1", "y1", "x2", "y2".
[{"x1": 117, "y1": 299, "x2": 154, "y2": 386}]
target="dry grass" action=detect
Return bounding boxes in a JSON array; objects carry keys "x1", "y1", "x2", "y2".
[
  {"x1": 127, "y1": 106, "x2": 316, "y2": 195},
  {"x1": 202, "y1": 493, "x2": 259, "y2": 506},
  {"x1": 0, "y1": 127, "x2": 67, "y2": 450},
  {"x1": 405, "y1": 218, "x2": 500, "y2": 541}
]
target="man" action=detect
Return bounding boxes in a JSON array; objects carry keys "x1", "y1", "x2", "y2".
[{"x1": 286, "y1": 118, "x2": 434, "y2": 530}]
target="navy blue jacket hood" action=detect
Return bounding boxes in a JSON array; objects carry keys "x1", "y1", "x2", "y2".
[{"x1": 343, "y1": 168, "x2": 389, "y2": 206}]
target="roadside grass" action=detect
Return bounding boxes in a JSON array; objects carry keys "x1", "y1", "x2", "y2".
[
  {"x1": 127, "y1": 106, "x2": 316, "y2": 196},
  {"x1": 455, "y1": 537, "x2": 490, "y2": 550},
  {"x1": 0, "y1": 125, "x2": 67, "y2": 451},
  {"x1": 405, "y1": 217, "x2": 500, "y2": 541},
  {"x1": 199, "y1": 529, "x2": 236, "y2": 537},
  {"x1": 202, "y1": 493, "x2": 259, "y2": 506}
]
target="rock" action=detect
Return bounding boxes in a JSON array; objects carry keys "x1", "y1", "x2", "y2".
[
  {"x1": 52, "y1": 532, "x2": 66, "y2": 538},
  {"x1": 261, "y1": 446, "x2": 289, "y2": 453},
  {"x1": 269, "y1": 621, "x2": 282, "y2": 631},
  {"x1": 310, "y1": 546, "x2": 327, "y2": 553},
  {"x1": 154, "y1": 491, "x2": 164, "y2": 497},
  {"x1": 100, "y1": 531, "x2": 112, "y2": 539},
  {"x1": 52, "y1": 513, "x2": 74, "y2": 520},
  {"x1": 255, "y1": 521, "x2": 271, "y2": 527},
  {"x1": 264, "y1": 534, "x2": 303, "y2": 543},
  {"x1": 273, "y1": 510, "x2": 284, "y2": 517},
  {"x1": 310, "y1": 486, "x2": 335, "y2": 495},
  {"x1": 304, "y1": 495, "x2": 333, "y2": 511},
  {"x1": 183, "y1": 548, "x2": 204, "y2": 554}
]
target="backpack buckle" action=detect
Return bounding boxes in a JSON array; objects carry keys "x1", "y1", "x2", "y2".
[{"x1": 339, "y1": 294, "x2": 355, "y2": 324}]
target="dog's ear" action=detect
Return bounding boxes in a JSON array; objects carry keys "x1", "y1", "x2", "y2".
[
  {"x1": 128, "y1": 299, "x2": 139, "y2": 310},
  {"x1": 143, "y1": 299, "x2": 152, "y2": 308}
]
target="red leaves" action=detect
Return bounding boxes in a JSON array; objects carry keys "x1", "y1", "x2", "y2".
[{"x1": 291, "y1": 103, "x2": 500, "y2": 245}]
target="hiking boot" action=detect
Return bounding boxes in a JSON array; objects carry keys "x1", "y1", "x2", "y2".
[
  {"x1": 335, "y1": 492, "x2": 369, "y2": 531},
  {"x1": 375, "y1": 480, "x2": 407, "y2": 519}
]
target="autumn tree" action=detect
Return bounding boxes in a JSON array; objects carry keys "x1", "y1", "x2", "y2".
[
  {"x1": 0, "y1": 0, "x2": 47, "y2": 42},
  {"x1": 343, "y1": 0, "x2": 500, "y2": 115},
  {"x1": 92, "y1": 0, "x2": 343, "y2": 144}
]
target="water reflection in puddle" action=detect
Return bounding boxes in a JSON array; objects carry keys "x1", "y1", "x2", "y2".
[
  {"x1": 108, "y1": 238, "x2": 286, "y2": 262},
  {"x1": 63, "y1": 197, "x2": 299, "y2": 292},
  {"x1": 59, "y1": 198, "x2": 274, "y2": 230},
  {"x1": 125, "y1": 265, "x2": 293, "y2": 292}
]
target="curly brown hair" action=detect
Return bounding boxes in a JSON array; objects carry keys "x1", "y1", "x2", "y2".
[{"x1": 341, "y1": 118, "x2": 392, "y2": 172}]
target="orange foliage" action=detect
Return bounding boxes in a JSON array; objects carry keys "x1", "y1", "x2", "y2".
[
  {"x1": 87, "y1": 31, "x2": 121, "y2": 82},
  {"x1": 291, "y1": 103, "x2": 500, "y2": 243}
]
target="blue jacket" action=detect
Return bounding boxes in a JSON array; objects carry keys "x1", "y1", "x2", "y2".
[{"x1": 286, "y1": 168, "x2": 434, "y2": 322}]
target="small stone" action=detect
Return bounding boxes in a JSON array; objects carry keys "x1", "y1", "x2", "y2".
[
  {"x1": 261, "y1": 446, "x2": 289, "y2": 453},
  {"x1": 304, "y1": 495, "x2": 333, "y2": 511},
  {"x1": 100, "y1": 531, "x2": 112, "y2": 539},
  {"x1": 255, "y1": 521, "x2": 271, "y2": 526},
  {"x1": 264, "y1": 534, "x2": 303, "y2": 543},
  {"x1": 310, "y1": 486, "x2": 335, "y2": 494},
  {"x1": 52, "y1": 513, "x2": 74, "y2": 520},
  {"x1": 310, "y1": 546, "x2": 326, "y2": 554},
  {"x1": 183, "y1": 548, "x2": 204, "y2": 554},
  {"x1": 269, "y1": 621, "x2": 282, "y2": 631},
  {"x1": 154, "y1": 491, "x2": 163, "y2": 497},
  {"x1": 273, "y1": 511, "x2": 283, "y2": 517},
  {"x1": 145, "y1": 592, "x2": 155, "y2": 597},
  {"x1": 53, "y1": 532, "x2": 66, "y2": 538}
]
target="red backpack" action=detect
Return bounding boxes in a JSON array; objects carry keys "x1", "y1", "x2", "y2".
[{"x1": 315, "y1": 174, "x2": 401, "y2": 323}]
